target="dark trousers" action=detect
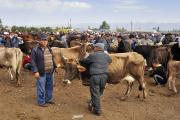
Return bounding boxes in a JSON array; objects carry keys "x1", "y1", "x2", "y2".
[
  {"x1": 154, "y1": 74, "x2": 167, "y2": 85},
  {"x1": 90, "y1": 74, "x2": 108, "y2": 112}
]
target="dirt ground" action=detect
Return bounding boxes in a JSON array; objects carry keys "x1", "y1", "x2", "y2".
[{"x1": 0, "y1": 68, "x2": 180, "y2": 120}]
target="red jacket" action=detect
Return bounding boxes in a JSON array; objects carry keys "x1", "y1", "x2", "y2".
[{"x1": 23, "y1": 55, "x2": 31, "y2": 67}]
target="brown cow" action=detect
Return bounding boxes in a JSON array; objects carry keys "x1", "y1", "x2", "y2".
[
  {"x1": 167, "y1": 60, "x2": 180, "y2": 93},
  {"x1": 0, "y1": 48, "x2": 23, "y2": 86},
  {"x1": 69, "y1": 39, "x2": 82, "y2": 47},
  {"x1": 52, "y1": 43, "x2": 90, "y2": 81},
  {"x1": 65, "y1": 52, "x2": 147, "y2": 99}
]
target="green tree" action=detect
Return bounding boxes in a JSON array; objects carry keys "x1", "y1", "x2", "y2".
[
  {"x1": 40, "y1": 27, "x2": 52, "y2": 32},
  {"x1": 11, "y1": 26, "x2": 19, "y2": 32},
  {"x1": 116, "y1": 27, "x2": 127, "y2": 32},
  {"x1": 100, "y1": 21, "x2": 110, "y2": 30}
]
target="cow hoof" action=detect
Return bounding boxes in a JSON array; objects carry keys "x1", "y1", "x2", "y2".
[
  {"x1": 62, "y1": 79, "x2": 71, "y2": 85},
  {"x1": 169, "y1": 88, "x2": 173, "y2": 91},
  {"x1": 120, "y1": 96, "x2": 127, "y2": 101},
  {"x1": 16, "y1": 84, "x2": 21, "y2": 87},
  {"x1": 136, "y1": 94, "x2": 141, "y2": 98},
  {"x1": 173, "y1": 90, "x2": 178, "y2": 93},
  {"x1": 143, "y1": 91, "x2": 148, "y2": 99}
]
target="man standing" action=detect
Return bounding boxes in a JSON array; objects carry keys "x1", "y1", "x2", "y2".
[
  {"x1": 80, "y1": 43, "x2": 112, "y2": 116},
  {"x1": 31, "y1": 33, "x2": 56, "y2": 107}
]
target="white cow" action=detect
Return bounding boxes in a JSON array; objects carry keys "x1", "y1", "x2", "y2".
[{"x1": 0, "y1": 48, "x2": 23, "y2": 86}]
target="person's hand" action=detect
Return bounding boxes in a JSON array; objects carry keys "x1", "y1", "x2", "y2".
[
  {"x1": 54, "y1": 68, "x2": 58, "y2": 73},
  {"x1": 34, "y1": 72, "x2": 40, "y2": 79}
]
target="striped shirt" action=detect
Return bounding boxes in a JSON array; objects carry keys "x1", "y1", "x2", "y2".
[{"x1": 43, "y1": 47, "x2": 54, "y2": 73}]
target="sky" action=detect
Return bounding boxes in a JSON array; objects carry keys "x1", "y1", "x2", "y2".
[{"x1": 0, "y1": 0, "x2": 180, "y2": 27}]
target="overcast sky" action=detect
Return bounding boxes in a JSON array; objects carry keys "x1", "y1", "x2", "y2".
[{"x1": 0, "y1": 0, "x2": 180, "y2": 26}]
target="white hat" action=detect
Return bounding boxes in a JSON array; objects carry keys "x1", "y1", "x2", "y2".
[{"x1": 4, "y1": 32, "x2": 9, "y2": 35}]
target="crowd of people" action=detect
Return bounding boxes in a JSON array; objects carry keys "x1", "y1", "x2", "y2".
[{"x1": 0, "y1": 30, "x2": 180, "y2": 116}]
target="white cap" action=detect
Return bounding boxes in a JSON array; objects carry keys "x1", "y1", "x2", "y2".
[{"x1": 4, "y1": 32, "x2": 9, "y2": 35}]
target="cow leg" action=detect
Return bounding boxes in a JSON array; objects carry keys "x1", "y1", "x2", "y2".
[
  {"x1": 125, "y1": 81, "x2": 133, "y2": 96},
  {"x1": 16, "y1": 72, "x2": 21, "y2": 86},
  {"x1": 172, "y1": 78, "x2": 177, "y2": 93},
  {"x1": 142, "y1": 82, "x2": 147, "y2": 99},
  {"x1": 8, "y1": 68, "x2": 14, "y2": 81},
  {"x1": 121, "y1": 82, "x2": 133, "y2": 100},
  {"x1": 168, "y1": 76, "x2": 173, "y2": 90},
  {"x1": 78, "y1": 72, "x2": 82, "y2": 80},
  {"x1": 62, "y1": 65, "x2": 71, "y2": 85},
  {"x1": 121, "y1": 75, "x2": 135, "y2": 100},
  {"x1": 138, "y1": 78, "x2": 147, "y2": 99}
]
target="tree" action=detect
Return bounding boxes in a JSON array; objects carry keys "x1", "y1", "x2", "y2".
[
  {"x1": 116, "y1": 27, "x2": 127, "y2": 32},
  {"x1": 100, "y1": 21, "x2": 110, "y2": 30}
]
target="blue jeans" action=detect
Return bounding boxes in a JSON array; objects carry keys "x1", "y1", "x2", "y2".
[
  {"x1": 24, "y1": 63, "x2": 32, "y2": 71},
  {"x1": 36, "y1": 73, "x2": 54, "y2": 105}
]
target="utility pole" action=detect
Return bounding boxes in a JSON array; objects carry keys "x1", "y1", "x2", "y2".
[
  {"x1": 67, "y1": 21, "x2": 69, "y2": 28},
  {"x1": 70, "y1": 19, "x2": 72, "y2": 29},
  {"x1": 131, "y1": 20, "x2": 133, "y2": 32}
]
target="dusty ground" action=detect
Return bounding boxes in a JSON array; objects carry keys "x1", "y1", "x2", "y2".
[{"x1": 0, "y1": 68, "x2": 180, "y2": 120}]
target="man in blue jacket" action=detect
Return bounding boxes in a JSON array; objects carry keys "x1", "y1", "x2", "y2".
[
  {"x1": 31, "y1": 33, "x2": 56, "y2": 107},
  {"x1": 80, "y1": 43, "x2": 112, "y2": 116}
]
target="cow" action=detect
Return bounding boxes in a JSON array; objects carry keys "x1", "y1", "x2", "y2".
[
  {"x1": 167, "y1": 60, "x2": 180, "y2": 93},
  {"x1": 149, "y1": 47, "x2": 171, "y2": 69},
  {"x1": 171, "y1": 43, "x2": 180, "y2": 61},
  {"x1": 0, "y1": 48, "x2": 23, "y2": 86},
  {"x1": 110, "y1": 42, "x2": 171, "y2": 71},
  {"x1": 65, "y1": 52, "x2": 147, "y2": 99},
  {"x1": 69, "y1": 40, "x2": 82, "y2": 47},
  {"x1": 134, "y1": 45, "x2": 171, "y2": 70},
  {"x1": 52, "y1": 43, "x2": 90, "y2": 81}
]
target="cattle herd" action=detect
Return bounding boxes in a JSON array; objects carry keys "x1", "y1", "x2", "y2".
[{"x1": 0, "y1": 31, "x2": 180, "y2": 100}]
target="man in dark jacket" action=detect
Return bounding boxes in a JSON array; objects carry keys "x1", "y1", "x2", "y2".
[
  {"x1": 80, "y1": 43, "x2": 112, "y2": 116},
  {"x1": 150, "y1": 60, "x2": 167, "y2": 85},
  {"x1": 31, "y1": 33, "x2": 56, "y2": 107}
]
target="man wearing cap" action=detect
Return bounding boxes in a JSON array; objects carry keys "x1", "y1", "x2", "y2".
[
  {"x1": 80, "y1": 43, "x2": 112, "y2": 116},
  {"x1": 31, "y1": 33, "x2": 56, "y2": 107}
]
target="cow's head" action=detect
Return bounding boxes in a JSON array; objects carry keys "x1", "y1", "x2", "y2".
[
  {"x1": 53, "y1": 52, "x2": 87, "y2": 84},
  {"x1": 64, "y1": 58, "x2": 86, "y2": 72}
]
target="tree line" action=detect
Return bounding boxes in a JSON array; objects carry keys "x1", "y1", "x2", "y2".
[{"x1": 0, "y1": 18, "x2": 128, "y2": 32}]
